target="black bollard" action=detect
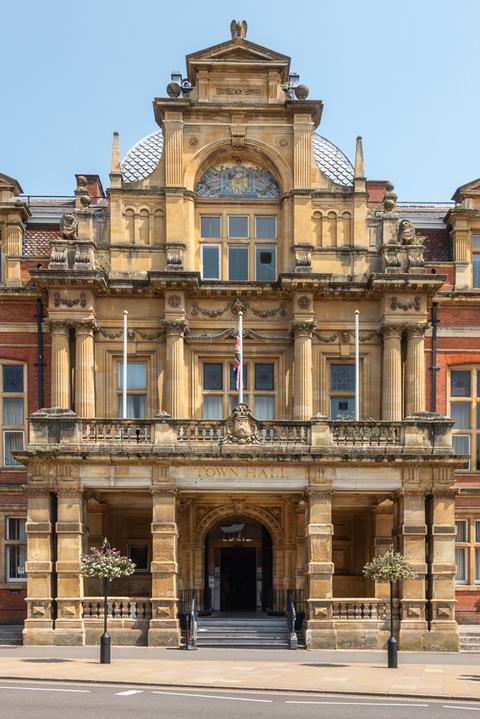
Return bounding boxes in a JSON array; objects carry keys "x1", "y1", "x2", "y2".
[
  {"x1": 387, "y1": 636, "x2": 398, "y2": 669},
  {"x1": 100, "y1": 631, "x2": 111, "y2": 664}
]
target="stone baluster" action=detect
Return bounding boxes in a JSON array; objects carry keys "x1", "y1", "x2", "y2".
[
  {"x1": 165, "y1": 320, "x2": 187, "y2": 418},
  {"x1": 54, "y1": 488, "x2": 85, "y2": 645},
  {"x1": 292, "y1": 322, "x2": 314, "y2": 420},
  {"x1": 49, "y1": 321, "x2": 71, "y2": 409},
  {"x1": 148, "y1": 487, "x2": 180, "y2": 646},
  {"x1": 74, "y1": 321, "x2": 96, "y2": 418},
  {"x1": 305, "y1": 489, "x2": 336, "y2": 648},
  {"x1": 405, "y1": 324, "x2": 427, "y2": 416},
  {"x1": 381, "y1": 325, "x2": 403, "y2": 421}
]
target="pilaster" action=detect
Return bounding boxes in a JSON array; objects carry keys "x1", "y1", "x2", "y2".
[
  {"x1": 396, "y1": 488, "x2": 428, "y2": 650},
  {"x1": 148, "y1": 487, "x2": 180, "y2": 646},
  {"x1": 425, "y1": 485, "x2": 459, "y2": 651},
  {"x1": 54, "y1": 487, "x2": 85, "y2": 645},
  {"x1": 23, "y1": 488, "x2": 54, "y2": 645},
  {"x1": 305, "y1": 489, "x2": 336, "y2": 648}
]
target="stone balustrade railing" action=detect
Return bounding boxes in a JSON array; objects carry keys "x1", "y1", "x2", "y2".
[
  {"x1": 82, "y1": 597, "x2": 152, "y2": 620},
  {"x1": 331, "y1": 598, "x2": 399, "y2": 621},
  {"x1": 25, "y1": 408, "x2": 454, "y2": 457}
]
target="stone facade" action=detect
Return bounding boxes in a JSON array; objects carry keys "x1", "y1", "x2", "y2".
[{"x1": 0, "y1": 23, "x2": 478, "y2": 647}]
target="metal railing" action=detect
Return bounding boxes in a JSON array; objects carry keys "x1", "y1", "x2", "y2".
[{"x1": 286, "y1": 589, "x2": 298, "y2": 649}]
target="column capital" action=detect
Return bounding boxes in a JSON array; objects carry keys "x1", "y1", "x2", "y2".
[
  {"x1": 164, "y1": 319, "x2": 188, "y2": 337},
  {"x1": 74, "y1": 319, "x2": 97, "y2": 335},
  {"x1": 291, "y1": 321, "x2": 315, "y2": 339},
  {"x1": 48, "y1": 319, "x2": 73, "y2": 333},
  {"x1": 405, "y1": 322, "x2": 428, "y2": 338},
  {"x1": 307, "y1": 488, "x2": 333, "y2": 502},
  {"x1": 381, "y1": 323, "x2": 403, "y2": 338}
]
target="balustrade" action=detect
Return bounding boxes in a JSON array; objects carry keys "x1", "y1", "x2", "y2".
[
  {"x1": 82, "y1": 597, "x2": 152, "y2": 620},
  {"x1": 331, "y1": 598, "x2": 400, "y2": 621},
  {"x1": 82, "y1": 419, "x2": 153, "y2": 444},
  {"x1": 330, "y1": 421, "x2": 403, "y2": 448}
]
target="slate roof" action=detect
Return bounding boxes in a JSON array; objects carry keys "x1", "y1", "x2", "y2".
[{"x1": 121, "y1": 129, "x2": 355, "y2": 187}]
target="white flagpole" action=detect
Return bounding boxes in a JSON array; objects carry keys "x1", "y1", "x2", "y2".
[
  {"x1": 122, "y1": 310, "x2": 128, "y2": 419},
  {"x1": 354, "y1": 309, "x2": 360, "y2": 421},
  {"x1": 238, "y1": 311, "x2": 244, "y2": 405}
]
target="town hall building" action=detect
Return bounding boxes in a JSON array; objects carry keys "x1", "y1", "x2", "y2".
[{"x1": 1, "y1": 22, "x2": 479, "y2": 650}]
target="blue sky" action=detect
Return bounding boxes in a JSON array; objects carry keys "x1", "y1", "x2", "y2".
[{"x1": 1, "y1": 0, "x2": 478, "y2": 200}]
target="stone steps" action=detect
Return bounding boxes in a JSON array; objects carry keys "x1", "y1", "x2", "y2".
[
  {"x1": 196, "y1": 616, "x2": 291, "y2": 648},
  {"x1": 458, "y1": 627, "x2": 480, "y2": 652},
  {"x1": 0, "y1": 625, "x2": 23, "y2": 645}
]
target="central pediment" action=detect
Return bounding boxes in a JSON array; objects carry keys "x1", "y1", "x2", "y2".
[{"x1": 186, "y1": 38, "x2": 291, "y2": 82}]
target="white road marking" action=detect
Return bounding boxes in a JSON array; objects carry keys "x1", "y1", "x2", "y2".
[
  {"x1": 0, "y1": 685, "x2": 90, "y2": 693},
  {"x1": 116, "y1": 689, "x2": 144, "y2": 696},
  {"x1": 286, "y1": 700, "x2": 429, "y2": 707},
  {"x1": 443, "y1": 708, "x2": 480, "y2": 713},
  {"x1": 152, "y1": 690, "x2": 272, "y2": 703}
]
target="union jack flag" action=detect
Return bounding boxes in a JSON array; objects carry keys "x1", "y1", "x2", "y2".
[{"x1": 233, "y1": 330, "x2": 241, "y2": 392}]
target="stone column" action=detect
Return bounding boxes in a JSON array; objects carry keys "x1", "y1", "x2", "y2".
[
  {"x1": 396, "y1": 488, "x2": 427, "y2": 650},
  {"x1": 405, "y1": 324, "x2": 426, "y2": 416},
  {"x1": 148, "y1": 488, "x2": 180, "y2": 646},
  {"x1": 372, "y1": 503, "x2": 394, "y2": 599},
  {"x1": 425, "y1": 486, "x2": 458, "y2": 651},
  {"x1": 292, "y1": 322, "x2": 314, "y2": 420},
  {"x1": 5, "y1": 220, "x2": 23, "y2": 284},
  {"x1": 305, "y1": 489, "x2": 336, "y2": 648},
  {"x1": 165, "y1": 320, "x2": 187, "y2": 418},
  {"x1": 23, "y1": 488, "x2": 54, "y2": 645},
  {"x1": 382, "y1": 325, "x2": 403, "y2": 421},
  {"x1": 50, "y1": 321, "x2": 71, "y2": 409},
  {"x1": 74, "y1": 321, "x2": 96, "y2": 418},
  {"x1": 54, "y1": 488, "x2": 85, "y2": 645}
]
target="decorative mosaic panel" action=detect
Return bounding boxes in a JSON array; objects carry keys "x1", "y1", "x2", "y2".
[{"x1": 196, "y1": 161, "x2": 279, "y2": 199}]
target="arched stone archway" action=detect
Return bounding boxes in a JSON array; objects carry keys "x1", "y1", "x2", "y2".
[
  {"x1": 194, "y1": 504, "x2": 284, "y2": 547},
  {"x1": 184, "y1": 138, "x2": 293, "y2": 194}
]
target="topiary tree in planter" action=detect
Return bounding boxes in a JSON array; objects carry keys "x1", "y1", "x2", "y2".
[
  {"x1": 81, "y1": 539, "x2": 135, "y2": 664},
  {"x1": 363, "y1": 549, "x2": 415, "y2": 668}
]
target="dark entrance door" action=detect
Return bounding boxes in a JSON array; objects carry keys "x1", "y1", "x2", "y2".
[{"x1": 220, "y1": 548, "x2": 256, "y2": 612}]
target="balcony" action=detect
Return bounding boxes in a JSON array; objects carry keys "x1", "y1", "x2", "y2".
[{"x1": 25, "y1": 406, "x2": 454, "y2": 461}]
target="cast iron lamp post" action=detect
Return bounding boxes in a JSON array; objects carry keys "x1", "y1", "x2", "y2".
[
  {"x1": 80, "y1": 538, "x2": 135, "y2": 664},
  {"x1": 363, "y1": 549, "x2": 415, "y2": 669},
  {"x1": 100, "y1": 541, "x2": 111, "y2": 664}
]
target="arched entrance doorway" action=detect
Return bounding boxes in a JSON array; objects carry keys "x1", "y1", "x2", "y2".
[{"x1": 204, "y1": 518, "x2": 273, "y2": 613}]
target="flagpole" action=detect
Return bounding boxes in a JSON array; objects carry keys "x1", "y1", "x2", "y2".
[
  {"x1": 354, "y1": 309, "x2": 360, "y2": 421},
  {"x1": 238, "y1": 311, "x2": 243, "y2": 405},
  {"x1": 122, "y1": 310, "x2": 128, "y2": 419}
]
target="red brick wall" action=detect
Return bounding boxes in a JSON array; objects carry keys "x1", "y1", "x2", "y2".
[{"x1": 0, "y1": 299, "x2": 51, "y2": 623}]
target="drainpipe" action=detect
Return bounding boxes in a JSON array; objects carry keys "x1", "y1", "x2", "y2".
[
  {"x1": 430, "y1": 303, "x2": 439, "y2": 413},
  {"x1": 50, "y1": 492, "x2": 58, "y2": 626},
  {"x1": 425, "y1": 494, "x2": 434, "y2": 631},
  {"x1": 35, "y1": 298, "x2": 44, "y2": 409}
]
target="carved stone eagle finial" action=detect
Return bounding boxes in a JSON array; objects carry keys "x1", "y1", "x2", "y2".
[{"x1": 230, "y1": 19, "x2": 248, "y2": 39}]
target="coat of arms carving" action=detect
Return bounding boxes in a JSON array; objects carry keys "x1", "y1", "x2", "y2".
[{"x1": 221, "y1": 404, "x2": 261, "y2": 445}]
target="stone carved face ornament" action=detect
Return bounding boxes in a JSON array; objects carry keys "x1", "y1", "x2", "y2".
[
  {"x1": 397, "y1": 219, "x2": 416, "y2": 246},
  {"x1": 221, "y1": 403, "x2": 261, "y2": 445},
  {"x1": 60, "y1": 213, "x2": 77, "y2": 240}
]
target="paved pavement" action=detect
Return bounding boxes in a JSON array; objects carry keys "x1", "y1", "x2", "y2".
[
  {"x1": 0, "y1": 646, "x2": 479, "y2": 700},
  {"x1": 1, "y1": 682, "x2": 480, "y2": 719}
]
